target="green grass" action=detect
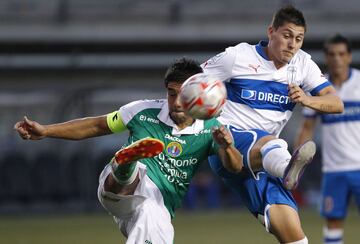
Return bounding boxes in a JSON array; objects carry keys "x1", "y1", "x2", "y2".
[{"x1": 0, "y1": 208, "x2": 358, "y2": 243}]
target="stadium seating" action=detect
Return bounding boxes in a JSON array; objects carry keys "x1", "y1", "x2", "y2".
[
  {"x1": 31, "y1": 151, "x2": 65, "y2": 202},
  {"x1": 0, "y1": 151, "x2": 32, "y2": 202}
]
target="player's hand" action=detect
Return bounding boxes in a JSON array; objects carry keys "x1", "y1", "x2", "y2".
[
  {"x1": 14, "y1": 116, "x2": 46, "y2": 140},
  {"x1": 212, "y1": 125, "x2": 233, "y2": 149},
  {"x1": 288, "y1": 84, "x2": 309, "y2": 105}
]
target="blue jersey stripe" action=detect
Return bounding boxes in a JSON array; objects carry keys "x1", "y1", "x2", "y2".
[
  {"x1": 310, "y1": 81, "x2": 332, "y2": 95},
  {"x1": 322, "y1": 101, "x2": 360, "y2": 124},
  {"x1": 226, "y1": 78, "x2": 296, "y2": 112},
  {"x1": 324, "y1": 237, "x2": 343, "y2": 243}
]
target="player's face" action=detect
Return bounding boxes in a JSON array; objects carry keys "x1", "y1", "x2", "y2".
[
  {"x1": 325, "y1": 43, "x2": 352, "y2": 76},
  {"x1": 167, "y1": 82, "x2": 194, "y2": 127},
  {"x1": 267, "y1": 22, "x2": 305, "y2": 68}
]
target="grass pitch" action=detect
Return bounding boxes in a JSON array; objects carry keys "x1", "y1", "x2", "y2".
[{"x1": 0, "y1": 208, "x2": 358, "y2": 243}]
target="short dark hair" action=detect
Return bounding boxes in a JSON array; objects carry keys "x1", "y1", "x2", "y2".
[
  {"x1": 271, "y1": 5, "x2": 306, "y2": 31},
  {"x1": 324, "y1": 34, "x2": 352, "y2": 53},
  {"x1": 164, "y1": 57, "x2": 203, "y2": 87}
]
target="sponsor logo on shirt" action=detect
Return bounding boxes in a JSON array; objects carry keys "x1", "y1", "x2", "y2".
[
  {"x1": 139, "y1": 115, "x2": 160, "y2": 124},
  {"x1": 194, "y1": 128, "x2": 211, "y2": 136},
  {"x1": 156, "y1": 152, "x2": 198, "y2": 186},
  {"x1": 248, "y1": 64, "x2": 260, "y2": 73},
  {"x1": 241, "y1": 89, "x2": 290, "y2": 104},
  {"x1": 241, "y1": 89, "x2": 257, "y2": 100},
  {"x1": 165, "y1": 134, "x2": 186, "y2": 144}
]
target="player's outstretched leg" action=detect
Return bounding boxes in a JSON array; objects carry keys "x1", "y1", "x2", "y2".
[
  {"x1": 283, "y1": 141, "x2": 316, "y2": 190},
  {"x1": 111, "y1": 138, "x2": 164, "y2": 184}
]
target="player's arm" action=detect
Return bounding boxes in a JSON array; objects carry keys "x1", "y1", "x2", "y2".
[
  {"x1": 289, "y1": 84, "x2": 344, "y2": 113},
  {"x1": 14, "y1": 111, "x2": 126, "y2": 140},
  {"x1": 212, "y1": 125, "x2": 243, "y2": 173},
  {"x1": 294, "y1": 117, "x2": 316, "y2": 149}
]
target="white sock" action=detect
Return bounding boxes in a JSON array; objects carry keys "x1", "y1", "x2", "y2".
[
  {"x1": 260, "y1": 139, "x2": 291, "y2": 178},
  {"x1": 284, "y1": 236, "x2": 308, "y2": 244},
  {"x1": 323, "y1": 227, "x2": 343, "y2": 244}
]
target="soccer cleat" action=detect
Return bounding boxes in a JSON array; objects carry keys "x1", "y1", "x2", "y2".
[
  {"x1": 283, "y1": 140, "x2": 316, "y2": 190},
  {"x1": 114, "y1": 138, "x2": 165, "y2": 165}
]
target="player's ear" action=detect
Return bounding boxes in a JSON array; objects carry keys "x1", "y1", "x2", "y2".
[{"x1": 267, "y1": 26, "x2": 274, "y2": 39}]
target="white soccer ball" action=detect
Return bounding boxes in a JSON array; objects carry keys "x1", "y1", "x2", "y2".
[{"x1": 180, "y1": 73, "x2": 227, "y2": 120}]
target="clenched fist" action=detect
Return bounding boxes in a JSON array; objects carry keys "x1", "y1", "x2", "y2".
[
  {"x1": 212, "y1": 125, "x2": 233, "y2": 149},
  {"x1": 14, "y1": 116, "x2": 46, "y2": 140}
]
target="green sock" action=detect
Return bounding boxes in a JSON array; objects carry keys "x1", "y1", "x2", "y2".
[{"x1": 111, "y1": 160, "x2": 137, "y2": 184}]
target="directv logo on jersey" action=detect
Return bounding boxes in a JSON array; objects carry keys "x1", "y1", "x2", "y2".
[
  {"x1": 241, "y1": 89, "x2": 290, "y2": 104},
  {"x1": 241, "y1": 89, "x2": 257, "y2": 100}
]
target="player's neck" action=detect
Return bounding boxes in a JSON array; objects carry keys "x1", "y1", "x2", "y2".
[
  {"x1": 176, "y1": 118, "x2": 195, "y2": 130},
  {"x1": 264, "y1": 47, "x2": 286, "y2": 69},
  {"x1": 330, "y1": 68, "x2": 350, "y2": 87},
  {"x1": 170, "y1": 114, "x2": 195, "y2": 130}
]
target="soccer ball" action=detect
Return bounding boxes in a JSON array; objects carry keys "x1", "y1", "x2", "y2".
[{"x1": 180, "y1": 73, "x2": 227, "y2": 120}]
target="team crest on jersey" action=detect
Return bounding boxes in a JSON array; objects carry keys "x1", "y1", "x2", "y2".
[
  {"x1": 203, "y1": 52, "x2": 226, "y2": 67},
  {"x1": 166, "y1": 142, "x2": 182, "y2": 157}
]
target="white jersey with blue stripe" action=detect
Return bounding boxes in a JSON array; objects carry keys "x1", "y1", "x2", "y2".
[
  {"x1": 202, "y1": 41, "x2": 330, "y2": 136},
  {"x1": 303, "y1": 68, "x2": 360, "y2": 172}
]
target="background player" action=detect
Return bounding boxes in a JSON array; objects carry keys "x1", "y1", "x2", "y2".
[
  {"x1": 14, "y1": 58, "x2": 242, "y2": 244},
  {"x1": 202, "y1": 5, "x2": 344, "y2": 244},
  {"x1": 295, "y1": 34, "x2": 360, "y2": 244}
]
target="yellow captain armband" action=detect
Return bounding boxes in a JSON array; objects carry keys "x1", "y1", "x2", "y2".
[{"x1": 106, "y1": 111, "x2": 127, "y2": 133}]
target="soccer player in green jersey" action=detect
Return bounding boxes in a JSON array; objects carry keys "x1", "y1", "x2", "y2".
[{"x1": 14, "y1": 58, "x2": 243, "y2": 244}]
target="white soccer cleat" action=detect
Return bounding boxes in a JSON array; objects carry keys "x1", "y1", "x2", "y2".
[{"x1": 283, "y1": 141, "x2": 316, "y2": 190}]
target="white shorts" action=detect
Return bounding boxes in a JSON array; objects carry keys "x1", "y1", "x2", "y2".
[{"x1": 98, "y1": 162, "x2": 174, "y2": 244}]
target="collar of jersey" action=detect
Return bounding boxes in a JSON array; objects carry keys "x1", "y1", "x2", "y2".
[
  {"x1": 255, "y1": 40, "x2": 270, "y2": 60},
  {"x1": 157, "y1": 101, "x2": 205, "y2": 136}
]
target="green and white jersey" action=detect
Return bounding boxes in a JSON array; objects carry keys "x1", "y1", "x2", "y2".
[{"x1": 109, "y1": 99, "x2": 221, "y2": 218}]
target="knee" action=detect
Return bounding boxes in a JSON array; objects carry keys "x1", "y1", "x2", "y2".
[{"x1": 268, "y1": 205, "x2": 305, "y2": 243}]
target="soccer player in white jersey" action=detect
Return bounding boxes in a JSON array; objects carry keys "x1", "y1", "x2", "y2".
[
  {"x1": 295, "y1": 34, "x2": 360, "y2": 244},
  {"x1": 202, "y1": 5, "x2": 344, "y2": 244},
  {"x1": 14, "y1": 58, "x2": 243, "y2": 244}
]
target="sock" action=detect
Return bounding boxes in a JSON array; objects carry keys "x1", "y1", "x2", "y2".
[
  {"x1": 323, "y1": 227, "x2": 343, "y2": 244},
  {"x1": 110, "y1": 159, "x2": 138, "y2": 185},
  {"x1": 285, "y1": 236, "x2": 308, "y2": 244},
  {"x1": 260, "y1": 139, "x2": 291, "y2": 178}
]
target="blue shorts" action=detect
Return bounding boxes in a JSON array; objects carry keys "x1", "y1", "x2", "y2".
[
  {"x1": 209, "y1": 126, "x2": 297, "y2": 223},
  {"x1": 321, "y1": 170, "x2": 360, "y2": 219}
]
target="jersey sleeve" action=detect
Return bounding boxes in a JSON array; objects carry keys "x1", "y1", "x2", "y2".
[
  {"x1": 119, "y1": 100, "x2": 151, "y2": 125},
  {"x1": 201, "y1": 46, "x2": 238, "y2": 82},
  {"x1": 107, "y1": 100, "x2": 152, "y2": 133},
  {"x1": 302, "y1": 107, "x2": 318, "y2": 118},
  {"x1": 301, "y1": 58, "x2": 332, "y2": 95},
  {"x1": 106, "y1": 111, "x2": 127, "y2": 133}
]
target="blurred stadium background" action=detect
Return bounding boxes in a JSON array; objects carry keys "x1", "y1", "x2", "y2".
[{"x1": 0, "y1": 0, "x2": 359, "y2": 243}]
